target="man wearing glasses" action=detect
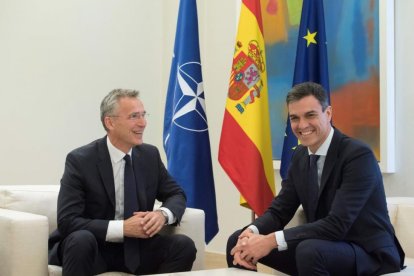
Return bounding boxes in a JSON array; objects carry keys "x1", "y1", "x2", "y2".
[{"x1": 48, "y1": 89, "x2": 196, "y2": 275}]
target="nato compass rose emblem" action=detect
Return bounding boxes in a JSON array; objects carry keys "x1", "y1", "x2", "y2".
[{"x1": 171, "y1": 61, "x2": 208, "y2": 132}]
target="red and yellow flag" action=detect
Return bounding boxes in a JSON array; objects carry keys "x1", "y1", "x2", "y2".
[{"x1": 218, "y1": 0, "x2": 275, "y2": 216}]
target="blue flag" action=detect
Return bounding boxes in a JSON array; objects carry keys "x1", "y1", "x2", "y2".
[
  {"x1": 163, "y1": 0, "x2": 218, "y2": 243},
  {"x1": 280, "y1": 0, "x2": 330, "y2": 179}
]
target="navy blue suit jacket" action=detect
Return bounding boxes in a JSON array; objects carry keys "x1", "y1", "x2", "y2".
[
  {"x1": 51, "y1": 137, "x2": 186, "y2": 245},
  {"x1": 253, "y1": 128, "x2": 404, "y2": 275}
]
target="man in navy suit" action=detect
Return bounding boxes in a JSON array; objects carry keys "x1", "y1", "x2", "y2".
[
  {"x1": 227, "y1": 82, "x2": 405, "y2": 275},
  {"x1": 49, "y1": 89, "x2": 196, "y2": 275}
]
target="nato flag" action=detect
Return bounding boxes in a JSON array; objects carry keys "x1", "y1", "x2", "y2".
[
  {"x1": 280, "y1": 0, "x2": 330, "y2": 180},
  {"x1": 163, "y1": 0, "x2": 218, "y2": 243}
]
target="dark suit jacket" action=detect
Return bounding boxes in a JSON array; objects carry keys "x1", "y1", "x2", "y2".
[
  {"x1": 49, "y1": 137, "x2": 186, "y2": 254},
  {"x1": 253, "y1": 128, "x2": 404, "y2": 275}
]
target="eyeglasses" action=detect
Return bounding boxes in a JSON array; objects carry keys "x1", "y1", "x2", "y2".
[{"x1": 109, "y1": 111, "x2": 149, "y2": 121}]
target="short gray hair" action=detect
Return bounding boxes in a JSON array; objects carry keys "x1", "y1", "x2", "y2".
[
  {"x1": 100, "y1": 89, "x2": 140, "y2": 131},
  {"x1": 286, "y1": 82, "x2": 329, "y2": 111}
]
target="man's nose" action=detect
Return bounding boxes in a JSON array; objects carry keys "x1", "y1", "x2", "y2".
[
  {"x1": 136, "y1": 117, "x2": 146, "y2": 126},
  {"x1": 297, "y1": 118, "x2": 308, "y2": 129}
]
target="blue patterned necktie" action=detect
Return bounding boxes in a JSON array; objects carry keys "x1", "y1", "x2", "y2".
[
  {"x1": 308, "y1": 154, "x2": 320, "y2": 222},
  {"x1": 123, "y1": 154, "x2": 140, "y2": 272}
]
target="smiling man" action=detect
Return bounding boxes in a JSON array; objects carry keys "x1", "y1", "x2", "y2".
[
  {"x1": 226, "y1": 82, "x2": 405, "y2": 275},
  {"x1": 287, "y1": 86, "x2": 331, "y2": 154},
  {"x1": 48, "y1": 89, "x2": 196, "y2": 276}
]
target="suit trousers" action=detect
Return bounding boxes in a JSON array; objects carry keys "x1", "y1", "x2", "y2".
[
  {"x1": 55, "y1": 230, "x2": 196, "y2": 276},
  {"x1": 227, "y1": 229, "x2": 360, "y2": 276}
]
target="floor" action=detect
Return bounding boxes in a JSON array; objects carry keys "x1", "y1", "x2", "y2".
[{"x1": 205, "y1": 252, "x2": 274, "y2": 275}]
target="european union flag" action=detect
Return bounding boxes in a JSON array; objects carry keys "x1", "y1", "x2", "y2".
[
  {"x1": 280, "y1": 0, "x2": 330, "y2": 179},
  {"x1": 163, "y1": 0, "x2": 218, "y2": 243}
]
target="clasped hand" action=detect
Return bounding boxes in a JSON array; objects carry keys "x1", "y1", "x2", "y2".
[
  {"x1": 123, "y1": 211, "x2": 165, "y2": 238},
  {"x1": 230, "y1": 229, "x2": 277, "y2": 270}
]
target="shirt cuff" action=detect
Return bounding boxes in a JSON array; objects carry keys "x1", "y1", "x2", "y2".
[
  {"x1": 247, "y1": 225, "x2": 259, "y2": 234},
  {"x1": 106, "y1": 220, "x2": 124, "y2": 242},
  {"x1": 158, "y1": 207, "x2": 176, "y2": 225},
  {"x1": 275, "y1": 230, "x2": 288, "y2": 251}
]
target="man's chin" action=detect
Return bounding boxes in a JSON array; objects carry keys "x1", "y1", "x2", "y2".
[
  {"x1": 298, "y1": 137, "x2": 308, "y2": 145},
  {"x1": 298, "y1": 137, "x2": 312, "y2": 148}
]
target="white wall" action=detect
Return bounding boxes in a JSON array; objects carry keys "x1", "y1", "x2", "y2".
[
  {"x1": 0, "y1": 0, "x2": 164, "y2": 185},
  {"x1": 1, "y1": 0, "x2": 413, "y2": 255}
]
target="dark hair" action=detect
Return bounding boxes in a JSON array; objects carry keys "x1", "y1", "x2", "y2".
[{"x1": 286, "y1": 82, "x2": 329, "y2": 111}]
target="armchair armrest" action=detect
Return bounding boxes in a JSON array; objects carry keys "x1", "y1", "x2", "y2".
[
  {"x1": 285, "y1": 206, "x2": 306, "y2": 228},
  {"x1": 0, "y1": 208, "x2": 49, "y2": 276},
  {"x1": 161, "y1": 207, "x2": 205, "y2": 271}
]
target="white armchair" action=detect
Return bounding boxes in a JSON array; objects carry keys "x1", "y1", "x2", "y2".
[{"x1": 0, "y1": 185, "x2": 205, "y2": 276}]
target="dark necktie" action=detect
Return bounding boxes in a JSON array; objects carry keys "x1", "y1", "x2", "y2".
[
  {"x1": 123, "y1": 154, "x2": 140, "y2": 272},
  {"x1": 308, "y1": 154, "x2": 320, "y2": 222}
]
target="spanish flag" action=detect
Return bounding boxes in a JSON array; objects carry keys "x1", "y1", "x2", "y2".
[{"x1": 218, "y1": 0, "x2": 275, "y2": 216}]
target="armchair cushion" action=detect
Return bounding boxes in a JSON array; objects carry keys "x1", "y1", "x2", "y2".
[{"x1": 0, "y1": 185, "x2": 59, "y2": 234}]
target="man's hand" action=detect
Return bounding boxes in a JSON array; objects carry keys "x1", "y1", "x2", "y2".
[
  {"x1": 138, "y1": 210, "x2": 166, "y2": 237},
  {"x1": 123, "y1": 211, "x2": 150, "y2": 238},
  {"x1": 231, "y1": 229, "x2": 278, "y2": 269}
]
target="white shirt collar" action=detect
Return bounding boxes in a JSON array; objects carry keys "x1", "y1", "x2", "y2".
[
  {"x1": 106, "y1": 136, "x2": 132, "y2": 163},
  {"x1": 308, "y1": 126, "x2": 334, "y2": 156}
]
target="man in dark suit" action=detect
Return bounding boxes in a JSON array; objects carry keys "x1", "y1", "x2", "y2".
[
  {"x1": 49, "y1": 89, "x2": 196, "y2": 275},
  {"x1": 227, "y1": 82, "x2": 405, "y2": 275}
]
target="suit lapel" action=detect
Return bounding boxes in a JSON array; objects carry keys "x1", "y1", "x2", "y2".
[
  {"x1": 295, "y1": 147, "x2": 315, "y2": 221},
  {"x1": 304, "y1": 154, "x2": 313, "y2": 196},
  {"x1": 132, "y1": 146, "x2": 147, "y2": 210},
  {"x1": 97, "y1": 137, "x2": 116, "y2": 208},
  {"x1": 319, "y1": 128, "x2": 342, "y2": 196},
  {"x1": 298, "y1": 150, "x2": 311, "y2": 196}
]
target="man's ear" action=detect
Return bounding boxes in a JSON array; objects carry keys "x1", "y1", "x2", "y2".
[
  {"x1": 325, "y1": 106, "x2": 333, "y2": 120},
  {"x1": 104, "y1": 116, "x2": 114, "y2": 130}
]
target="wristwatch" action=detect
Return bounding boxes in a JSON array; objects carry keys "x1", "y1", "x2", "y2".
[{"x1": 159, "y1": 209, "x2": 168, "y2": 225}]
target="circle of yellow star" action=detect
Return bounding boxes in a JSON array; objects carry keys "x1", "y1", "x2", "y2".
[{"x1": 303, "y1": 29, "x2": 317, "y2": 47}]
